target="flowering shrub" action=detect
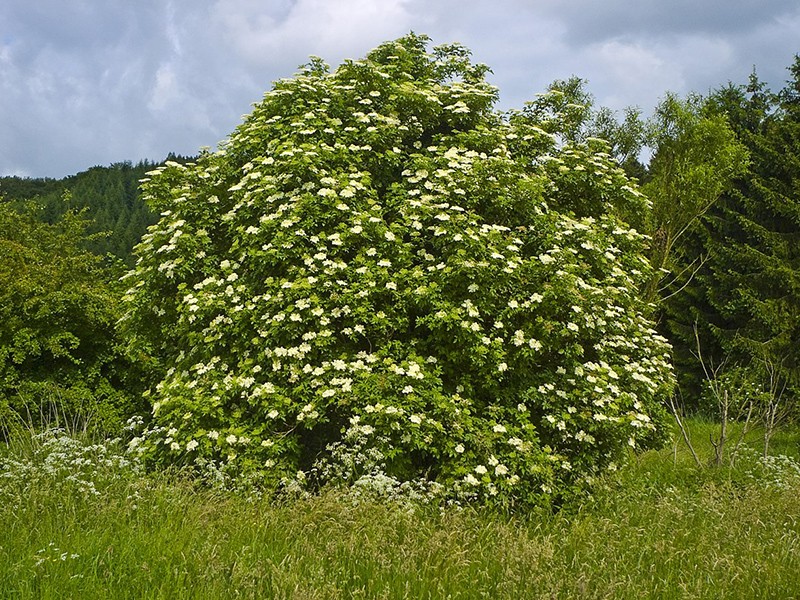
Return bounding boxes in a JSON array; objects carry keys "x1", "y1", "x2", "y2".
[{"x1": 120, "y1": 34, "x2": 673, "y2": 508}]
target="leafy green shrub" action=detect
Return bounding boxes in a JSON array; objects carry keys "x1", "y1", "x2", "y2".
[
  {"x1": 120, "y1": 34, "x2": 674, "y2": 508},
  {"x1": 0, "y1": 205, "x2": 144, "y2": 436}
]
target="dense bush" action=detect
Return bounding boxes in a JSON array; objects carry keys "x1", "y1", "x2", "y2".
[
  {"x1": 0, "y1": 204, "x2": 143, "y2": 435},
  {"x1": 120, "y1": 34, "x2": 673, "y2": 508}
]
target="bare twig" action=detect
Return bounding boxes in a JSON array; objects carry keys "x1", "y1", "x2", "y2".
[
  {"x1": 668, "y1": 393, "x2": 702, "y2": 467},
  {"x1": 659, "y1": 254, "x2": 709, "y2": 302}
]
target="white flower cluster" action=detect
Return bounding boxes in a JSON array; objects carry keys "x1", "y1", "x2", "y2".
[{"x1": 0, "y1": 428, "x2": 142, "y2": 509}]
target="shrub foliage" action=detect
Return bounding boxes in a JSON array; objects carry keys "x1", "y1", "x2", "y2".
[
  {"x1": 120, "y1": 35, "x2": 673, "y2": 507},
  {"x1": 0, "y1": 205, "x2": 141, "y2": 434}
]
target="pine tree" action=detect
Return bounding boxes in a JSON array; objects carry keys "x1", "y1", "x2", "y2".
[{"x1": 664, "y1": 58, "x2": 800, "y2": 405}]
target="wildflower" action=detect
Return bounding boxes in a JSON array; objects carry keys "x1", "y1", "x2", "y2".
[
  {"x1": 186, "y1": 439, "x2": 199, "y2": 451},
  {"x1": 455, "y1": 444, "x2": 465, "y2": 454},
  {"x1": 475, "y1": 465, "x2": 488, "y2": 475}
]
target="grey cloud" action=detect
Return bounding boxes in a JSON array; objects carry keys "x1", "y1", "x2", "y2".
[
  {"x1": 1, "y1": 0, "x2": 799, "y2": 178},
  {"x1": 536, "y1": 0, "x2": 800, "y2": 42},
  {"x1": 210, "y1": 0, "x2": 414, "y2": 70}
]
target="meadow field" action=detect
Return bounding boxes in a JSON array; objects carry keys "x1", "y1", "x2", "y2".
[{"x1": 1, "y1": 419, "x2": 799, "y2": 599}]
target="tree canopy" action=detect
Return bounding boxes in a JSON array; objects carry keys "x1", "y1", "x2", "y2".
[
  {"x1": 663, "y1": 58, "x2": 800, "y2": 407},
  {"x1": 0, "y1": 203, "x2": 143, "y2": 433}
]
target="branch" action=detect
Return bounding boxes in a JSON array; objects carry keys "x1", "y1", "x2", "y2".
[
  {"x1": 668, "y1": 394, "x2": 702, "y2": 467},
  {"x1": 658, "y1": 254, "x2": 709, "y2": 302}
]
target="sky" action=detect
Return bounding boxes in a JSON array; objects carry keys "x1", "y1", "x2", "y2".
[{"x1": 2, "y1": 0, "x2": 799, "y2": 179}]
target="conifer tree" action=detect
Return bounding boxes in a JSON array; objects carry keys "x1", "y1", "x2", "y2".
[{"x1": 664, "y1": 58, "x2": 800, "y2": 404}]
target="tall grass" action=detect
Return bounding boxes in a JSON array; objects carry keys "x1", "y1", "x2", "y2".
[{"x1": 1, "y1": 420, "x2": 799, "y2": 599}]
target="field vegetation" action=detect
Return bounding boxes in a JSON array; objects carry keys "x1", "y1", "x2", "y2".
[
  {"x1": 1, "y1": 418, "x2": 799, "y2": 599},
  {"x1": 2, "y1": 35, "x2": 800, "y2": 597}
]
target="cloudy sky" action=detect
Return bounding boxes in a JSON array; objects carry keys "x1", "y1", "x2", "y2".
[{"x1": 2, "y1": 0, "x2": 799, "y2": 178}]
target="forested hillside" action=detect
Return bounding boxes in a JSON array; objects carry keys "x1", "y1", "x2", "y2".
[{"x1": 0, "y1": 155, "x2": 194, "y2": 262}]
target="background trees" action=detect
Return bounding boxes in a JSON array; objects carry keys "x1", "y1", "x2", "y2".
[
  {"x1": 0, "y1": 202, "x2": 144, "y2": 434},
  {"x1": 0, "y1": 159, "x2": 165, "y2": 263},
  {"x1": 662, "y1": 58, "x2": 800, "y2": 426},
  {"x1": 641, "y1": 93, "x2": 749, "y2": 305}
]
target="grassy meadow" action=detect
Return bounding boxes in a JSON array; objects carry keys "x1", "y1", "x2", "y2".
[{"x1": 1, "y1": 419, "x2": 799, "y2": 599}]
